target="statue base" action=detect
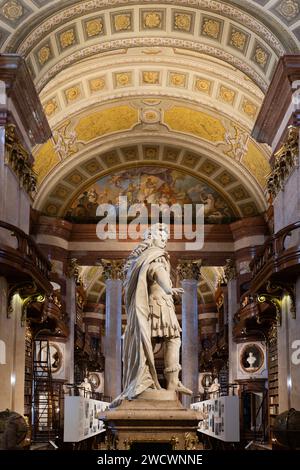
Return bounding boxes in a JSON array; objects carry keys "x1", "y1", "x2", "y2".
[{"x1": 102, "y1": 391, "x2": 203, "y2": 450}]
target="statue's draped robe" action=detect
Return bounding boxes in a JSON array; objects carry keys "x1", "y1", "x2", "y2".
[{"x1": 111, "y1": 247, "x2": 166, "y2": 406}]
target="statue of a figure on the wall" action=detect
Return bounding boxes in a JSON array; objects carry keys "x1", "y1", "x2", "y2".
[{"x1": 112, "y1": 223, "x2": 192, "y2": 406}]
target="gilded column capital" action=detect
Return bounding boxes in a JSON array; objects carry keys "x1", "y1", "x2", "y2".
[
  {"x1": 66, "y1": 258, "x2": 80, "y2": 282},
  {"x1": 97, "y1": 259, "x2": 125, "y2": 281},
  {"x1": 177, "y1": 260, "x2": 202, "y2": 281},
  {"x1": 224, "y1": 258, "x2": 237, "y2": 282}
]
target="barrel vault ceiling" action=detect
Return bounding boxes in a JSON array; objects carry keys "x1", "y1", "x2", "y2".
[{"x1": 1, "y1": 0, "x2": 299, "y2": 217}]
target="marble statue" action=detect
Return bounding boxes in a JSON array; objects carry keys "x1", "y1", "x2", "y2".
[
  {"x1": 79, "y1": 377, "x2": 92, "y2": 399},
  {"x1": 112, "y1": 223, "x2": 192, "y2": 405},
  {"x1": 208, "y1": 378, "x2": 220, "y2": 398},
  {"x1": 246, "y1": 352, "x2": 257, "y2": 369}
]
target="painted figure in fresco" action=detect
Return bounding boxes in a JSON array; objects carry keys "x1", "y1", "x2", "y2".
[{"x1": 112, "y1": 223, "x2": 192, "y2": 405}]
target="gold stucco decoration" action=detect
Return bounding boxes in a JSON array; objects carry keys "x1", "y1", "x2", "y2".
[
  {"x1": 114, "y1": 14, "x2": 131, "y2": 31},
  {"x1": 2, "y1": 0, "x2": 23, "y2": 20},
  {"x1": 142, "y1": 71, "x2": 159, "y2": 84},
  {"x1": 59, "y1": 29, "x2": 76, "y2": 49},
  {"x1": 143, "y1": 12, "x2": 161, "y2": 28},
  {"x1": 44, "y1": 99, "x2": 58, "y2": 117},
  {"x1": 85, "y1": 19, "x2": 103, "y2": 37},
  {"x1": 174, "y1": 13, "x2": 191, "y2": 31},
  {"x1": 164, "y1": 106, "x2": 225, "y2": 142},
  {"x1": 75, "y1": 105, "x2": 139, "y2": 142},
  {"x1": 202, "y1": 18, "x2": 221, "y2": 39},
  {"x1": 38, "y1": 45, "x2": 51, "y2": 65}
]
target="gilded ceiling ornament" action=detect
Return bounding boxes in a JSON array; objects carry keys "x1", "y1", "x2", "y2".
[
  {"x1": 230, "y1": 30, "x2": 246, "y2": 50},
  {"x1": 276, "y1": 0, "x2": 299, "y2": 19},
  {"x1": 115, "y1": 72, "x2": 131, "y2": 86},
  {"x1": 142, "y1": 71, "x2": 159, "y2": 84},
  {"x1": 46, "y1": 204, "x2": 58, "y2": 216},
  {"x1": 141, "y1": 108, "x2": 160, "y2": 123},
  {"x1": 195, "y1": 78, "x2": 211, "y2": 93},
  {"x1": 114, "y1": 14, "x2": 131, "y2": 31},
  {"x1": 60, "y1": 29, "x2": 76, "y2": 49},
  {"x1": 202, "y1": 18, "x2": 220, "y2": 39},
  {"x1": 86, "y1": 19, "x2": 103, "y2": 37},
  {"x1": 144, "y1": 147, "x2": 158, "y2": 159},
  {"x1": 219, "y1": 86, "x2": 235, "y2": 104},
  {"x1": 223, "y1": 126, "x2": 249, "y2": 161},
  {"x1": 169, "y1": 73, "x2": 186, "y2": 87},
  {"x1": 2, "y1": 0, "x2": 23, "y2": 20},
  {"x1": 254, "y1": 47, "x2": 268, "y2": 66},
  {"x1": 38, "y1": 45, "x2": 51, "y2": 65},
  {"x1": 143, "y1": 12, "x2": 161, "y2": 28},
  {"x1": 65, "y1": 86, "x2": 81, "y2": 102},
  {"x1": 174, "y1": 13, "x2": 191, "y2": 31},
  {"x1": 44, "y1": 99, "x2": 58, "y2": 117},
  {"x1": 242, "y1": 99, "x2": 257, "y2": 118},
  {"x1": 53, "y1": 123, "x2": 78, "y2": 159},
  {"x1": 89, "y1": 77, "x2": 105, "y2": 91}
]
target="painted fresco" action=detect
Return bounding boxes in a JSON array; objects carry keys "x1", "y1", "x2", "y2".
[{"x1": 66, "y1": 167, "x2": 235, "y2": 223}]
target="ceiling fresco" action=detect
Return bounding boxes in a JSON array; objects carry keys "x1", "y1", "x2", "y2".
[{"x1": 66, "y1": 166, "x2": 236, "y2": 223}]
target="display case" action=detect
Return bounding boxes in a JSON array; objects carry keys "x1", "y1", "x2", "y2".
[
  {"x1": 64, "y1": 396, "x2": 110, "y2": 442},
  {"x1": 191, "y1": 396, "x2": 240, "y2": 442}
]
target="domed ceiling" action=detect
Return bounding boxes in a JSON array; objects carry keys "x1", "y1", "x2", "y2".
[{"x1": 1, "y1": 0, "x2": 299, "y2": 218}]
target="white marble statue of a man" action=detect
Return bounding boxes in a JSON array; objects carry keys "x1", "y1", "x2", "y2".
[
  {"x1": 112, "y1": 223, "x2": 192, "y2": 406},
  {"x1": 79, "y1": 377, "x2": 92, "y2": 399}
]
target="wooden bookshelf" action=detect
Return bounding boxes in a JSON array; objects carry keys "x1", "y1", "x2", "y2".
[{"x1": 268, "y1": 335, "x2": 279, "y2": 434}]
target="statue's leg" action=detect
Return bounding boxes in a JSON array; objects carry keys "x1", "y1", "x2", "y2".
[{"x1": 164, "y1": 337, "x2": 192, "y2": 396}]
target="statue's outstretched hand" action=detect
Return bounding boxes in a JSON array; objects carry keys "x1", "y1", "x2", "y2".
[{"x1": 172, "y1": 287, "x2": 184, "y2": 297}]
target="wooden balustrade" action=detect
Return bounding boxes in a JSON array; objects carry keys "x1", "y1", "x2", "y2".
[
  {"x1": 0, "y1": 219, "x2": 52, "y2": 292},
  {"x1": 250, "y1": 221, "x2": 300, "y2": 290}
]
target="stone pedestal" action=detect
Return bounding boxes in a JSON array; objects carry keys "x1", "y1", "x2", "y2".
[{"x1": 103, "y1": 391, "x2": 202, "y2": 450}]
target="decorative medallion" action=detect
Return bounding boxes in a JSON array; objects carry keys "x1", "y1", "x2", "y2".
[
  {"x1": 215, "y1": 171, "x2": 236, "y2": 187},
  {"x1": 142, "y1": 11, "x2": 162, "y2": 29},
  {"x1": 83, "y1": 159, "x2": 103, "y2": 174},
  {"x1": 169, "y1": 72, "x2": 186, "y2": 87},
  {"x1": 253, "y1": 43, "x2": 270, "y2": 69},
  {"x1": 141, "y1": 108, "x2": 161, "y2": 123},
  {"x1": 142, "y1": 71, "x2": 160, "y2": 84},
  {"x1": 2, "y1": 0, "x2": 23, "y2": 20},
  {"x1": 229, "y1": 27, "x2": 249, "y2": 52},
  {"x1": 46, "y1": 204, "x2": 58, "y2": 216},
  {"x1": 174, "y1": 12, "x2": 192, "y2": 32},
  {"x1": 121, "y1": 146, "x2": 138, "y2": 161},
  {"x1": 218, "y1": 86, "x2": 236, "y2": 104},
  {"x1": 59, "y1": 28, "x2": 76, "y2": 49},
  {"x1": 114, "y1": 72, "x2": 132, "y2": 87},
  {"x1": 164, "y1": 147, "x2": 179, "y2": 162},
  {"x1": 276, "y1": 0, "x2": 299, "y2": 20},
  {"x1": 64, "y1": 86, "x2": 81, "y2": 102},
  {"x1": 229, "y1": 185, "x2": 249, "y2": 201},
  {"x1": 241, "y1": 98, "x2": 258, "y2": 118},
  {"x1": 201, "y1": 17, "x2": 222, "y2": 40},
  {"x1": 37, "y1": 45, "x2": 51, "y2": 65},
  {"x1": 66, "y1": 171, "x2": 84, "y2": 186},
  {"x1": 85, "y1": 18, "x2": 104, "y2": 37},
  {"x1": 112, "y1": 13, "x2": 132, "y2": 32},
  {"x1": 199, "y1": 160, "x2": 219, "y2": 176},
  {"x1": 194, "y1": 78, "x2": 212, "y2": 94},
  {"x1": 44, "y1": 98, "x2": 58, "y2": 117},
  {"x1": 143, "y1": 146, "x2": 159, "y2": 159},
  {"x1": 89, "y1": 77, "x2": 106, "y2": 92}
]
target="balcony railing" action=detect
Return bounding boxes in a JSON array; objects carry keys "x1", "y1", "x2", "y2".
[
  {"x1": 250, "y1": 221, "x2": 300, "y2": 289},
  {"x1": 0, "y1": 219, "x2": 52, "y2": 290}
]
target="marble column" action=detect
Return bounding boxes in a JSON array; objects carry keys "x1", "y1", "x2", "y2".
[
  {"x1": 0, "y1": 277, "x2": 26, "y2": 414},
  {"x1": 277, "y1": 278, "x2": 300, "y2": 412},
  {"x1": 177, "y1": 260, "x2": 201, "y2": 407},
  {"x1": 65, "y1": 260, "x2": 78, "y2": 384},
  {"x1": 102, "y1": 260, "x2": 123, "y2": 401}
]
